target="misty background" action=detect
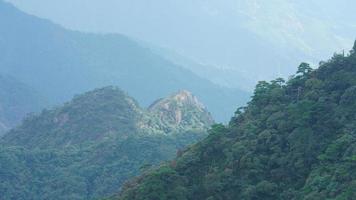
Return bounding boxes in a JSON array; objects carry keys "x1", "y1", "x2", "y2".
[{"x1": 5, "y1": 0, "x2": 356, "y2": 90}]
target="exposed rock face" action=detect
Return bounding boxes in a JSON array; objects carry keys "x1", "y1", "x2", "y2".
[{"x1": 143, "y1": 90, "x2": 215, "y2": 134}]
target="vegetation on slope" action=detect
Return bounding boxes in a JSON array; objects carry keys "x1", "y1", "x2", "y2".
[
  {"x1": 116, "y1": 43, "x2": 356, "y2": 200},
  {"x1": 0, "y1": 87, "x2": 213, "y2": 200}
]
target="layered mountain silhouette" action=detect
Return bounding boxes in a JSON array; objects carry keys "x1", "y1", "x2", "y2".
[{"x1": 0, "y1": 0, "x2": 248, "y2": 122}]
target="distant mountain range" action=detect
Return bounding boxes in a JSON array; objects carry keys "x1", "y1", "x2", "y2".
[
  {"x1": 5, "y1": 0, "x2": 356, "y2": 86},
  {"x1": 0, "y1": 75, "x2": 44, "y2": 136},
  {"x1": 0, "y1": 0, "x2": 249, "y2": 123},
  {"x1": 0, "y1": 86, "x2": 213, "y2": 199}
]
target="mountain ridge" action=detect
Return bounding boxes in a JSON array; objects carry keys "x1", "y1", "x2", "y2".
[
  {"x1": 5, "y1": 0, "x2": 355, "y2": 83},
  {"x1": 2, "y1": 86, "x2": 213, "y2": 148}
]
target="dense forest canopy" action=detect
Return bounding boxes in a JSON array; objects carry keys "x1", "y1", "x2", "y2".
[{"x1": 115, "y1": 42, "x2": 356, "y2": 200}]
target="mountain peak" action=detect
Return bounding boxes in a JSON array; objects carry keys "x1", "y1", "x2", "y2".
[
  {"x1": 173, "y1": 90, "x2": 204, "y2": 107},
  {"x1": 174, "y1": 89, "x2": 193, "y2": 97},
  {"x1": 149, "y1": 89, "x2": 205, "y2": 111},
  {"x1": 145, "y1": 90, "x2": 214, "y2": 134},
  {"x1": 3, "y1": 86, "x2": 141, "y2": 148}
]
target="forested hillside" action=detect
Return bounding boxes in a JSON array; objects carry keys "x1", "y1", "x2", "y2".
[
  {"x1": 0, "y1": 87, "x2": 213, "y2": 200},
  {"x1": 0, "y1": 0, "x2": 248, "y2": 122},
  {"x1": 116, "y1": 43, "x2": 356, "y2": 200}
]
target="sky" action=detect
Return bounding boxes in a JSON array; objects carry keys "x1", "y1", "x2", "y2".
[{"x1": 5, "y1": 0, "x2": 356, "y2": 87}]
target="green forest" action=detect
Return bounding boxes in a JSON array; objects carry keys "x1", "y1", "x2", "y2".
[
  {"x1": 115, "y1": 43, "x2": 356, "y2": 200},
  {"x1": 0, "y1": 87, "x2": 213, "y2": 200}
]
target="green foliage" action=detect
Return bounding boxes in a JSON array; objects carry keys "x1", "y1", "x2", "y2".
[
  {"x1": 119, "y1": 166, "x2": 188, "y2": 200},
  {"x1": 117, "y1": 43, "x2": 356, "y2": 200},
  {"x1": 297, "y1": 62, "x2": 313, "y2": 76},
  {"x1": 0, "y1": 87, "x2": 211, "y2": 200}
]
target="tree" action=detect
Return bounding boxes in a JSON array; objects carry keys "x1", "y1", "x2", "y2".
[
  {"x1": 209, "y1": 124, "x2": 227, "y2": 135},
  {"x1": 297, "y1": 63, "x2": 313, "y2": 76},
  {"x1": 254, "y1": 81, "x2": 270, "y2": 96},
  {"x1": 271, "y1": 78, "x2": 285, "y2": 87}
]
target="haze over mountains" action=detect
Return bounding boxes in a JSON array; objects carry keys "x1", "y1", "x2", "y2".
[
  {"x1": 0, "y1": 0, "x2": 248, "y2": 124},
  {"x1": 5, "y1": 0, "x2": 356, "y2": 86},
  {"x1": 0, "y1": 75, "x2": 43, "y2": 135}
]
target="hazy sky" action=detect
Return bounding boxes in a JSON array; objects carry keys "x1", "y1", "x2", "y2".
[{"x1": 5, "y1": 0, "x2": 356, "y2": 82}]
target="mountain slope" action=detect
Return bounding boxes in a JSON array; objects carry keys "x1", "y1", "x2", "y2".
[
  {"x1": 116, "y1": 44, "x2": 356, "y2": 200},
  {"x1": 0, "y1": 75, "x2": 44, "y2": 136},
  {"x1": 0, "y1": 0, "x2": 248, "y2": 122},
  {"x1": 0, "y1": 86, "x2": 213, "y2": 200}
]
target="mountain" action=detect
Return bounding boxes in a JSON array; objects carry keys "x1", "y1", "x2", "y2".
[
  {"x1": 0, "y1": 75, "x2": 44, "y2": 136},
  {"x1": 0, "y1": 86, "x2": 213, "y2": 200},
  {"x1": 5, "y1": 0, "x2": 355, "y2": 84},
  {"x1": 115, "y1": 43, "x2": 356, "y2": 200},
  {"x1": 2, "y1": 86, "x2": 141, "y2": 148},
  {"x1": 145, "y1": 90, "x2": 214, "y2": 134},
  {"x1": 0, "y1": 0, "x2": 248, "y2": 122}
]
